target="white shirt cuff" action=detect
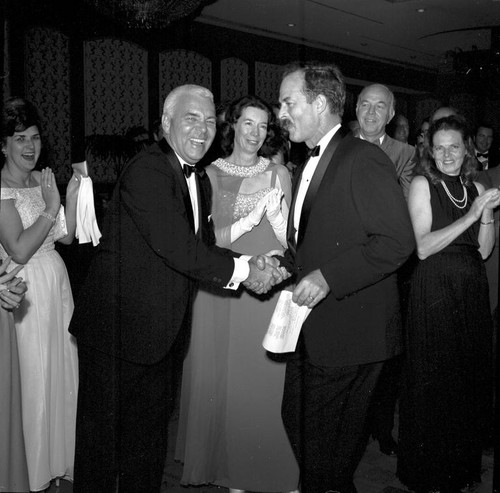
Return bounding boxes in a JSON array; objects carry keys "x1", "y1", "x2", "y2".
[{"x1": 224, "y1": 255, "x2": 252, "y2": 290}]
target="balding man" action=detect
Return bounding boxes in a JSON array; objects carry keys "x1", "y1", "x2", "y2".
[{"x1": 356, "y1": 83, "x2": 416, "y2": 198}]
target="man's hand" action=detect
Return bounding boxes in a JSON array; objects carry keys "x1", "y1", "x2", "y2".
[
  {"x1": 292, "y1": 269, "x2": 330, "y2": 308},
  {"x1": 0, "y1": 258, "x2": 27, "y2": 311},
  {"x1": 243, "y1": 255, "x2": 286, "y2": 295}
]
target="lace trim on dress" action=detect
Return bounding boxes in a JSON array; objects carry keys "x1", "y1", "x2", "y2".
[{"x1": 212, "y1": 156, "x2": 270, "y2": 177}]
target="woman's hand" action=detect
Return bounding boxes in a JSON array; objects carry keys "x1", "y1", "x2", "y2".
[
  {"x1": 0, "y1": 258, "x2": 27, "y2": 310},
  {"x1": 482, "y1": 187, "x2": 500, "y2": 210},
  {"x1": 40, "y1": 168, "x2": 61, "y2": 214},
  {"x1": 266, "y1": 189, "x2": 284, "y2": 221},
  {"x1": 468, "y1": 187, "x2": 500, "y2": 220}
]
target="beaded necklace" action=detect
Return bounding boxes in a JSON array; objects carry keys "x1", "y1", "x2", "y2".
[
  {"x1": 212, "y1": 157, "x2": 269, "y2": 178},
  {"x1": 440, "y1": 177, "x2": 468, "y2": 209}
]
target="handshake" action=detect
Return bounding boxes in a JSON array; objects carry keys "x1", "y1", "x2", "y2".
[{"x1": 242, "y1": 251, "x2": 291, "y2": 295}]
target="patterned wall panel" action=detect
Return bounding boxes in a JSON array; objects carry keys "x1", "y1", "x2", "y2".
[
  {"x1": 84, "y1": 38, "x2": 149, "y2": 182},
  {"x1": 159, "y1": 50, "x2": 212, "y2": 112},
  {"x1": 220, "y1": 58, "x2": 248, "y2": 103},
  {"x1": 25, "y1": 27, "x2": 72, "y2": 182},
  {"x1": 255, "y1": 62, "x2": 282, "y2": 106}
]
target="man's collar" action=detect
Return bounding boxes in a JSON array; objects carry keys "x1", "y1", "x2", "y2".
[
  {"x1": 358, "y1": 132, "x2": 386, "y2": 145},
  {"x1": 314, "y1": 123, "x2": 342, "y2": 156}
]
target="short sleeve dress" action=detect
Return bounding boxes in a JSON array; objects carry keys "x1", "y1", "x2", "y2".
[{"x1": 0, "y1": 186, "x2": 78, "y2": 492}]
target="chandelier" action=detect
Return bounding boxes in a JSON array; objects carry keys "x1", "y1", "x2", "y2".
[{"x1": 83, "y1": 0, "x2": 217, "y2": 29}]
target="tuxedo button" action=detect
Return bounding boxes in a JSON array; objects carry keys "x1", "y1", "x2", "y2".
[{"x1": 229, "y1": 282, "x2": 234, "y2": 287}]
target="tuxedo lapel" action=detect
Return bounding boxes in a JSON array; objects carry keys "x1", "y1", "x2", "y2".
[
  {"x1": 158, "y1": 139, "x2": 195, "y2": 232},
  {"x1": 286, "y1": 166, "x2": 306, "y2": 257},
  {"x1": 295, "y1": 126, "x2": 348, "y2": 249}
]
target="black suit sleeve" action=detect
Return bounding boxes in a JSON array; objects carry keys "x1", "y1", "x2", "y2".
[
  {"x1": 120, "y1": 155, "x2": 236, "y2": 286},
  {"x1": 322, "y1": 145, "x2": 415, "y2": 299}
]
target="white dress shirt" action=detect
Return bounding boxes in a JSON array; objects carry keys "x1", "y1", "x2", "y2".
[
  {"x1": 293, "y1": 124, "x2": 341, "y2": 242},
  {"x1": 175, "y1": 153, "x2": 248, "y2": 289}
]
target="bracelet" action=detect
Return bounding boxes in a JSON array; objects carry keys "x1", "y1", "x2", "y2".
[
  {"x1": 39, "y1": 211, "x2": 56, "y2": 224},
  {"x1": 480, "y1": 218, "x2": 495, "y2": 225}
]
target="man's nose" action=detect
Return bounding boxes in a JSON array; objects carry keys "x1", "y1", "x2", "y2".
[{"x1": 278, "y1": 105, "x2": 287, "y2": 120}]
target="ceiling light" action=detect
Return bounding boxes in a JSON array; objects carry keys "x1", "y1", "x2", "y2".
[
  {"x1": 417, "y1": 8, "x2": 425, "y2": 13},
  {"x1": 287, "y1": 23, "x2": 295, "y2": 27}
]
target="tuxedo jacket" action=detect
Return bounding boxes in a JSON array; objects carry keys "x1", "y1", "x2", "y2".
[
  {"x1": 288, "y1": 130, "x2": 415, "y2": 367},
  {"x1": 69, "y1": 140, "x2": 236, "y2": 365}
]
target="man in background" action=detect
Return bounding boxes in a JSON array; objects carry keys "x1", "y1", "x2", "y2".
[
  {"x1": 356, "y1": 83, "x2": 416, "y2": 198},
  {"x1": 355, "y1": 83, "x2": 417, "y2": 456},
  {"x1": 474, "y1": 123, "x2": 499, "y2": 170}
]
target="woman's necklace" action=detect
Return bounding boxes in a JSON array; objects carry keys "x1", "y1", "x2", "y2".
[
  {"x1": 213, "y1": 156, "x2": 269, "y2": 177},
  {"x1": 440, "y1": 177, "x2": 468, "y2": 209}
]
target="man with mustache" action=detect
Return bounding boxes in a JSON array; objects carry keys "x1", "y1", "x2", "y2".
[{"x1": 277, "y1": 62, "x2": 415, "y2": 493}]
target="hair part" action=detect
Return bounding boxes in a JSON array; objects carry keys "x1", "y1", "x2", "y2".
[{"x1": 282, "y1": 61, "x2": 346, "y2": 117}]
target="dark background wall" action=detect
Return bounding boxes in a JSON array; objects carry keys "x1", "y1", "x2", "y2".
[{"x1": 3, "y1": 1, "x2": 499, "y2": 185}]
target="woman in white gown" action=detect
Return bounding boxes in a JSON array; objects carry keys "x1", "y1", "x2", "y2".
[{"x1": 0, "y1": 97, "x2": 81, "y2": 492}]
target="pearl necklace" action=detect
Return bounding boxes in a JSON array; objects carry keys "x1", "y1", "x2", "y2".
[{"x1": 440, "y1": 177, "x2": 468, "y2": 209}]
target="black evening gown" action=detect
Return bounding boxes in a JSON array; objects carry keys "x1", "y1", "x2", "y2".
[{"x1": 397, "y1": 174, "x2": 493, "y2": 492}]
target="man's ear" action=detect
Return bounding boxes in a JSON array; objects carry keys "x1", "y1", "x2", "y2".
[
  {"x1": 387, "y1": 108, "x2": 396, "y2": 125},
  {"x1": 161, "y1": 114, "x2": 170, "y2": 136},
  {"x1": 315, "y1": 94, "x2": 328, "y2": 114}
]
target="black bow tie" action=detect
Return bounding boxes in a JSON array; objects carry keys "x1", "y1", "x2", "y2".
[
  {"x1": 183, "y1": 163, "x2": 204, "y2": 178},
  {"x1": 477, "y1": 152, "x2": 489, "y2": 159},
  {"x1": 306, "y1": 145, "x2": 320, "y2": 159}
]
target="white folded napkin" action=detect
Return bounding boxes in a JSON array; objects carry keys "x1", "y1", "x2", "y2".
[{"x1": 76, "y1": 176, "x2": 102, "y2": 246}]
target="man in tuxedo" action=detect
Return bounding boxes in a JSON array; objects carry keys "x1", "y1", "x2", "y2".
[
  {"x1": 474, "y1": 123, "x2": 499, "y2": 170},
  {"x1": 69, "y1": 84, "x2": 284, "y2": 492},
  {"x1": 278, "y1": 62, "x2": 415, "y2": 493}
]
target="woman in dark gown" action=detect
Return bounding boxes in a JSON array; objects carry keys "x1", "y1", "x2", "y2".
[
  {"x1": 175, "y1": 95, "x2": 299, "y2": 493},
  {"x1": 397, "y1": 116, "x2": 499, "y2": 493}
]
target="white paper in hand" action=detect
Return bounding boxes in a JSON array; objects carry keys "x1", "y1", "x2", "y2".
[{"x1": 263, "y1": 290, "x2": 311, "y2": 353}]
